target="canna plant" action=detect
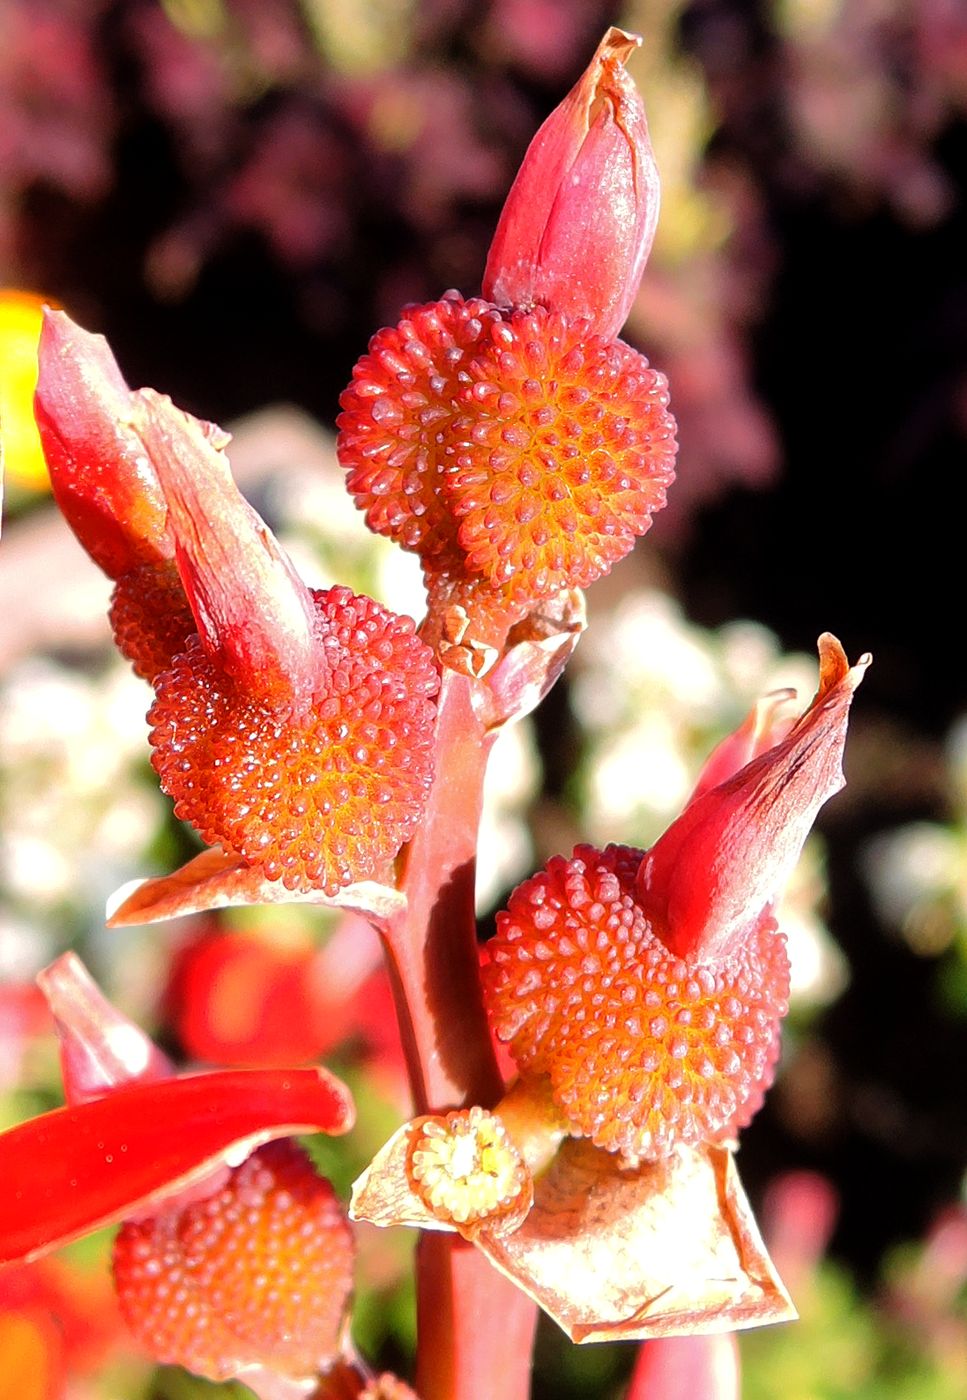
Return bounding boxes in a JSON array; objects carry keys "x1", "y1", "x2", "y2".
[{"x1": 0, "y1": 27, "x2": 868, "y2": 1400}]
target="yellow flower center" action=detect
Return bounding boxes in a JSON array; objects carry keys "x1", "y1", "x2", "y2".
[{"x1": 407, "y1": 1106, "x2": 532, "y2": 1235}]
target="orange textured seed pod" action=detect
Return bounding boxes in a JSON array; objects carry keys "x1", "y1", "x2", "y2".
[
  {"x1": 337, "y1": 294, "x2": 676, "y2": 609},
  {"x1": 112, "y1": 1140, "x2": 355, "y2": 1381},
  {"x1": 483, "y1": 845, "x2": 790, "y2": 1164},
  {"x1": 109, "y1": 560, "x2": 197, "y2": 682},
  {"x1": 149, "y1": 585, "x2": 439, "y2": 894}
]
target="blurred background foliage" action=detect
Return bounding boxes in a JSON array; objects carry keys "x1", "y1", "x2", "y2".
[{"x1": 1, "y1": 1, "x2": 966, "y2": 1396}]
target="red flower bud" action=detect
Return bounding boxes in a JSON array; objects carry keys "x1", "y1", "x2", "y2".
[
  {"x1": 148, "y1": 584, "x2": 439, "y2": 895},
  {"x1": 482, "y1": 28, "x2": 659, "y2": 341},
  {"x1": 338, "y1": 294, "x2": 675, "y2": 617},
  {"x1": 483, "y1": 843, "x2": 789, "y2": 1162}
]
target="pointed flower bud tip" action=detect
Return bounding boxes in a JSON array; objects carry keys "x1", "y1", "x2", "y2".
[
  {"x1": 130, "y1": 388, "x2": 318, "y2": 704},
  {"x1": 37, "y1": 952, "x2": 173, "y2": 1105},
  {"x1": 483, "y1": 27, "x2": 659, "y2": 341},
  {"x1": 34, "y1": 310, "x2": 172, "y2": 578},
  {"x1": 112, "y1": 1140, "x2": 354, "y2": 1381},
  {"x1": 638, "y1": 635, "x2": 870, "y2": 961}
]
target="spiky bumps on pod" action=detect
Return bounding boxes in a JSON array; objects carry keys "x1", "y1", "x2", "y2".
[
  {"x1": 483, "y1": 844, "x2": 790, "y2": 1163},
  {"x1": 109, "y1": 561, "x2": 197, "y2": 682},
  {"x1": 112, "y1": 1141, "x2": 355, "y2": 1381},
  {"x1": 337, "y1": 294, "x2": 677, "y2": 609},
  {"x1": 148, "y1": 585, "x2": 439, "y2": 895}
]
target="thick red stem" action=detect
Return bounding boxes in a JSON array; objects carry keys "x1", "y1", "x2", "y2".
[{"x1": 381, "y1": 669, "x2": 538, "y2": 1400}]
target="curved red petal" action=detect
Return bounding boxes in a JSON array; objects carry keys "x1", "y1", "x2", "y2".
[{"x1": 0, "y1": 1068, "x2": 354, "y2": 1266}]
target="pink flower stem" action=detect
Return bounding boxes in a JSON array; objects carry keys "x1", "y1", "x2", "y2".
[{"x1": 381, "y1": 668, "x2": 538, "y2": 1400}]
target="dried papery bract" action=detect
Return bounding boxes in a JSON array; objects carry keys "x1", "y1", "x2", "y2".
[
  {"x1": 353, "y1": 1129, "x2": 795, "y2": 1343},
  {"x1": 483, "y1": 28, "x2": 660, "y2": 342}
]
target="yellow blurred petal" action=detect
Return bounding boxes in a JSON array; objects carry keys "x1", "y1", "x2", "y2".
[{"x1": 0, "y1": 291, "x2": 55, "y2": 493}]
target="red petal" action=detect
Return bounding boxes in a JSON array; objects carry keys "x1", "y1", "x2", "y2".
[
  {"x1": 0, "y1": 1068, "x2": 354, "y2": 1265},
  {"x1": 482, "y1": 28, "x2": 659, "y2": 340}
]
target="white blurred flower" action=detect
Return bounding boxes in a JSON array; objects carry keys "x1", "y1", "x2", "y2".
[{"x1": 0, "y1": 657, "x2": 164, "y2": 915}]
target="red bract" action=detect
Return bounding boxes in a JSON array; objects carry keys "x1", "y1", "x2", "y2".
[
  {"x1": 33, "y1": 310, "x2": 171, "y2": 580},
  {"x1": 637, "y1": 633, "x2": 870, "y2": 961},
  {"x1": 0, "y1": 1068, "x2": 353, "y2": 1269},
  {"x1": 483, "y1": 28, "x2": 660, "y2": 342}
]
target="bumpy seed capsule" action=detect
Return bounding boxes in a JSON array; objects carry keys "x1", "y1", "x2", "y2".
[
  {"x1": 108, "y1": 560, "x2": 198, "y2": 682},
  {"x1": 149, "y1": 585, "x2": 439, "y2": 895},
  {"x1": 338, "y1": 294, "x2": 676, "y2": 610},
  {"x1": 111, "y1": 1140, "x2": 354, "y2": 1381},
  {"x1": 483, "y1": 844, "x2": 790, "y2": 1164},
  {"x1": 407, "y1": 1106, "x2": 533, "y2": 1237}
]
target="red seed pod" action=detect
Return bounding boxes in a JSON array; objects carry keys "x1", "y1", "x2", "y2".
[
  {"x1": 112, "y1": 1140, "x2": 354, "y2": 1381},
  {"x1": 108, "y1": 560, "x2": 198, "y2": 682},
  {"x1": 483, "y1": 845, "x2": 790, "y2": 1163},
  {"x1": 338, "y1": 294, "x2": 676, "y2": 611},
  {"x1": 148, "y1": 586, "x2": 439, "y2": 895}
]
